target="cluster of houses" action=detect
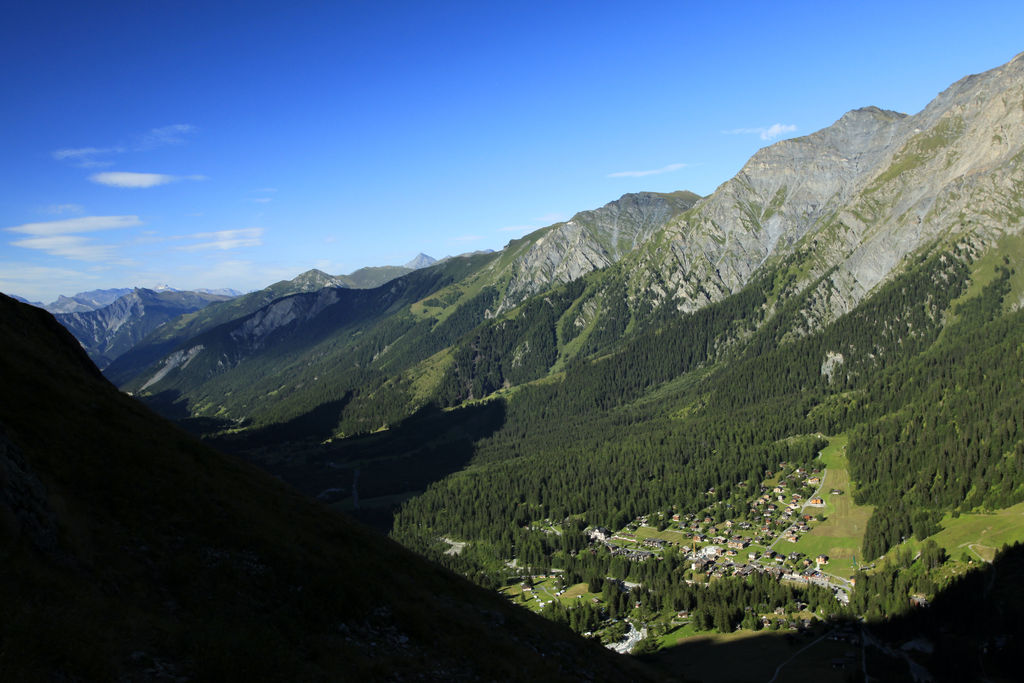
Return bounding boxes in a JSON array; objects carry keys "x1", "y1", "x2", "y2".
[{"x1": 577, "y1": 461, "x2": 853, "y2": 604}]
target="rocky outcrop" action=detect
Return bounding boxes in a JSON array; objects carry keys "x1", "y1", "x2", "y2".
[
  {"x1": 497, "y1": 191, "x2": 700, "y2": 310},
  {"x1": 139, "y1": 345, "x2": 205, "y2": 391}
]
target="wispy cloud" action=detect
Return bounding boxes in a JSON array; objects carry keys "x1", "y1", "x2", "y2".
[
  {"x1": 9, "y1": 235, "x2": 121, "y2": 261},
  {"x1": 136, "y1": 124, "x2": 196, "y2": 150},
  {"x1": 90, "y1": 172, "x2": 207, "y2": 188},
  {"x1": 607, "y1": 162, "x2": 687, "y2": 178},
  {"x1": 45, "y1": 203, "x2": 85, "y2": 215},
  {"x1": 52, "y1": 124, "x2": 197, "y2": 167},
  {"x1": 51, "y1": 146, "x2": 119, "y2": 168},
  {"x1": 5, "y1": 215, "x2": 142, "y2": 262},
  {"x1": 176, "y1": 228, "x2": 264, "y2": 252},
  {"x1": 5, "y1": 215, "x2": 143, "y2": 236},
  {"x1": 248, "y1": 187, "x2": 277, "y2": 203},
  {"x1": 723, "y1": 123, "x2": 798, "y2": 140}
]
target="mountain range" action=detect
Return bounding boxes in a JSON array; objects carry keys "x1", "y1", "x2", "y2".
[
  {"x1": 5, "y1": 52, "x2": 1024, "y2": 679},
  {"x1": 117, "y1": 53, "x2": 1024, "y2": 434},
  {"x1": 17, "y1": 254, "x2": 440, "y2": 372}
]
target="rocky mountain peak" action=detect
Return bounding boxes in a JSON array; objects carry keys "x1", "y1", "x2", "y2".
[
  {"x1": 626, "y1": 51, "x2": 1024, "y2": 320},
  {"x1": 404, "y1": 253, "x2": 437, "y2": 269},
  {"x1": 497, "y1": 191, "x2": 701, "y2": 309},
  {"x1": 290, "y1": 268, "x2": 348, "y2": 290}
]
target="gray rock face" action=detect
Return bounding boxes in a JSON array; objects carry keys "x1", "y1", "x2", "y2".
[
  {"x1": 286, "y1": 269, "x2": 348, "y2": 291},
  {"x1": 626, "y1": 51, "x2": 1024, "y2": 321},
  {"x1": 404, "y1": 253, "x2": 438, "y2": 270},
  {"x1": 498, "y1": 191, "x2": 700, "y2": 310},
  {"x1": 139, "y1": 345, "x2": 205, "y2": 392},
  {"x1": 229, "y1": 286, "x2": 344, "y2": 352}
]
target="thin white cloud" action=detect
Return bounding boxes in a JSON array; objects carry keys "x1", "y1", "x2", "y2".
[
  {"x1": 52, "y1": 146, "x2": 124, "y2": 161},
  {"x1": 249, "y1": 197, "x2": 273, "y2": 203},
  {"x1": 89, "y1": 172, "x2": 207, "y2": 188},
  {"x1": 177, "y1": 228, "x2": 264, "y2": 252},
  {"x1": 9, "y1": 235, "x2": 120, "y2": 261},
  {"x1": 52, "y1": 124, "x2": 197, "y2": 167},
  {"x1": 5, "y1": 215, "x2": 142, "y2": 236},
  {"x1": 136, "y1": 124, "x2": 195, "y2": 150},
  {"x1": 763, "y1": 123, "x2": 797, "y2": 139},
  {"x1": 5, "y1": 215, "x2": 141, "y2": 263},
  {"x1": 607, "y1": 162, "x2": 688, "y2": 178},
  {"x1": 45, "y1": 203, "x2": 85, "y2": 215},
  {"x1": 723, "y1": 123, "x2": 798, "y2": 140}
]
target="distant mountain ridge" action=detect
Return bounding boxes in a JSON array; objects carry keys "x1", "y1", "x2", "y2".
[
  {"x1": 41, "y1": 255, "x2": 439, "y2": 374},
  {"x1": 44, "y1": 287, "x2": 134, "y2": 313},
  {"x1": 55, "y1": 288, "x2": 234, "y2": 369}
]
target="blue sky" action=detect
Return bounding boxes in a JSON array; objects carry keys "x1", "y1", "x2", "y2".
[{"x1": 2, "y1": 1, "x2": 1023, "y2": 303}]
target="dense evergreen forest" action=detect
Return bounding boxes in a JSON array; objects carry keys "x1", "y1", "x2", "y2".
[
  {"x1": 131, "y1": 234, "x2": 1024, "y2": 653},
  {"x1": 382, "y1": 246, "x2": 1024, "y2": 637}
]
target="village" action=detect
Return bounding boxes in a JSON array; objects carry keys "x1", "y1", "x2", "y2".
[
  {"x1": 498, "y1": 447, "x2": 863, "y2": 652},
  {"x1": 585, "y1": 459, "x2": 853, "y2": 604}
]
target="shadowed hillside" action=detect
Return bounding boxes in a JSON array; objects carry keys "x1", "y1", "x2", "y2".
[{"x1": 0, "y1": 294, "x2": 664, "y2": 682}]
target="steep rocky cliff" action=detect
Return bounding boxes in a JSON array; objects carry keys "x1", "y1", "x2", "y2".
[
  {"x1": 492, "y1": 191, "x2": 700, "y2": 310},
  {"x1": 627, "y1": 52, "x2": 1024, "y2": 323}
]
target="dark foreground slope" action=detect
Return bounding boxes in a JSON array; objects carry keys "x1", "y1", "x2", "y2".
[{"x1": 0, "y1": 294, "x2": 662, "y2": 682}]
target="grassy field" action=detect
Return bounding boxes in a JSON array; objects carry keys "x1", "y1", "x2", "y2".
[
  {"x1": 500, "y1": 579, "x2": 601, "y2": 614},
  {"x1": 792, "y1": 435, "x2": 873, "y2": 578},
  {"x1": 931, "y1": 502, "x2": 1024, "y2": 561},
  {"x1": 887, "y1": 501, "x2": 1024, "y2": 564}
]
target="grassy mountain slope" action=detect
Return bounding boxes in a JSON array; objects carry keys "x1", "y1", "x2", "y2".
[
  {"x1": 0, "y1": 293, "x2": 664, "y2": 681},
  {"x1": 114, "y1": 192, "x2": 699, "y2": 420}
]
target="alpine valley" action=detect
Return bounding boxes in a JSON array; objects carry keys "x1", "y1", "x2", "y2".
[{"x1": 7, "y1": 53, "x2": 1024, "y2": 681}]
